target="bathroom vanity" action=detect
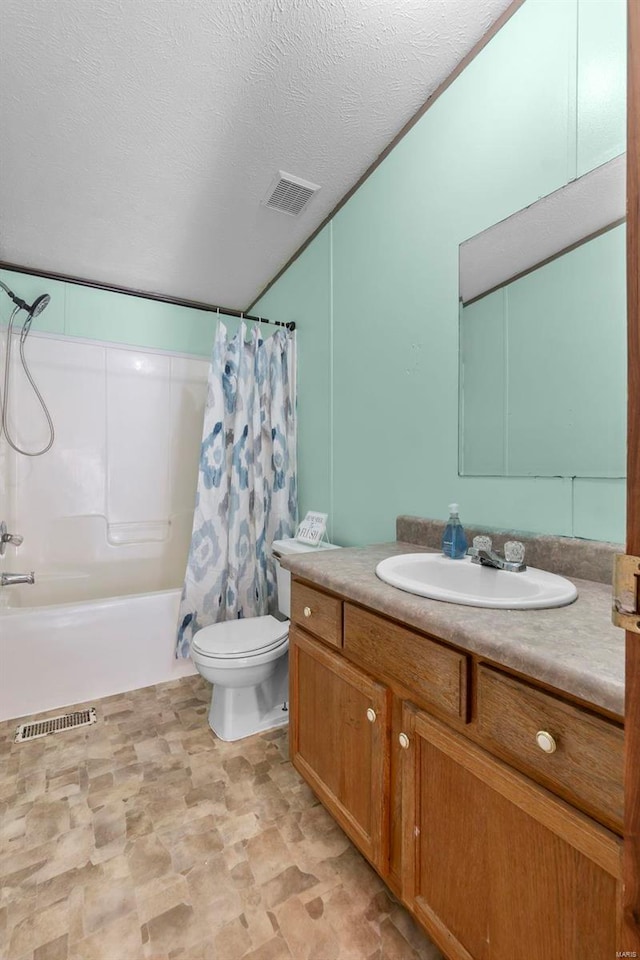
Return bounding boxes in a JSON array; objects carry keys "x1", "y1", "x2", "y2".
[{"x1": 284, "y1": 531, "x2": 624, "y2": 960}]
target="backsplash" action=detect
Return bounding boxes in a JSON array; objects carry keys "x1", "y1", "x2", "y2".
[{"x1": 396, "y1": 515, "x2": 623, "y2": 586}]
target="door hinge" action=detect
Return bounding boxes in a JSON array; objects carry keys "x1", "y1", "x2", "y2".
[{"x1": 612, "y1": 554, "x2": 640, "y2": 633}]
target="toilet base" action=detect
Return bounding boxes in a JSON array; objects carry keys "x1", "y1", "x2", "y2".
[{"x1": 207, "y1": 656, "x2": 289, "y2": 742}]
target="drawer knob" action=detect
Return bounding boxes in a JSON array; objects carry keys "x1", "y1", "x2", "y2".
[
  {"x1": 303, "y1": 606, "x2": 312, "y2": 618},
  {"x1": 398, "y1": 732, "x2": 410, "y2": 750},
  {"x1": 366, "y1": 708, "x2": 376, "y2": 723},
  {"x1": 535, "y1": 730, "x2": 557, "y2": 754}
]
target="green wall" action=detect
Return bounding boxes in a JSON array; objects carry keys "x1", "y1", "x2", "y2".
[
  {"x1": 0, "y1": 269, "x2": 237, "y2": 357},
  {"x1": 255, "y1": 0, "x2": 627, "y2": 545}
]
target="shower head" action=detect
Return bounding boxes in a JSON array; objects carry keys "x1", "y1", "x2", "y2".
[
  {"x1": 29, "y1": 295, "x2": 50, "y2": 318},
  {"x1": 0, "y1": 281, "x2": 50, "y2": 317}
]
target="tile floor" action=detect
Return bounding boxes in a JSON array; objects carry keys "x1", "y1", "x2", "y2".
[{"x1": 0, "y1": 676, "x2": 443, "y2": 960}]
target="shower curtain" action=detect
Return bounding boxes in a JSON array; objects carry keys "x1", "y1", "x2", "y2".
[{"x1": 176, "y1": 321, "x2": 297, "y2": 658}]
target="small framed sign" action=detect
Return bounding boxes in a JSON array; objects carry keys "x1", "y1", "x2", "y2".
[{"x1": 295, "y1": 511, "x2": 328, "y2": 546}]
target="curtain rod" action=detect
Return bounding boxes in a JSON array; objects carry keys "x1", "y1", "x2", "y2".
[{"x1": 0, "y1": 260, "x2": 296, "y2": 332}]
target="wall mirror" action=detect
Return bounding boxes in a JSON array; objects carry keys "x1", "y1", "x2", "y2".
[{"x1": 458, "y1": 155, "x2": 627, "y2": 479}]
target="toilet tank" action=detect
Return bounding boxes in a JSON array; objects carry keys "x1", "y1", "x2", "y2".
[{"x1": 272, "y1": 538, "x2": 340, "y2": 618}]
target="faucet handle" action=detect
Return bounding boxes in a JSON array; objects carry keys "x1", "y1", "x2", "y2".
[
  {"x1": 504, "y1": 540, "x2": 525, "y2": 564},
  {"x1": 0, "y1": 521, "x2": 23, "y2": 556},
  {"x1": 472, "y1": 536, "x2": 493, "y2": 553}
]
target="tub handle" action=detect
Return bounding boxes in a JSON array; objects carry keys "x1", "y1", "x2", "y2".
[{"x1": 0, "y1": 521, "x2": 24, "y2": 557}]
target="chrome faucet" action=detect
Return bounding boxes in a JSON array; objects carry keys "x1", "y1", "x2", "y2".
[
  {"x1": 468, "y1": 536, "x2": 526, "y2": 573},
  {"x1": 1, "y1": 571, "x2": 35, "y2": 586},
  {"x1": 0, "y1": 521, "x2": 24, "y2": 557}
]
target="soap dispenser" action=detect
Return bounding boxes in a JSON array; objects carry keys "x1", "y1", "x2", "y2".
[{"x1": 442, "y1": 504, "x2": 468, "y2": 559}]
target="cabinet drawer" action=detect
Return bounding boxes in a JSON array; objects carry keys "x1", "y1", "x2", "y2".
[
  {"x1": 477, "y1": 665, "x2": 624, "y2": 832},
  {"x1": 344, "y1": 604, "x2": 468, "y2": 721},
  {"x1": 291, "y1": 581, "x2": 343, "y2": 648}
]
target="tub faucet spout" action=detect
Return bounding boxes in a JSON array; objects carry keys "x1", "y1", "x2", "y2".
[{"x1": 1, "y1": 572, "x2": 35, "y2": 586}]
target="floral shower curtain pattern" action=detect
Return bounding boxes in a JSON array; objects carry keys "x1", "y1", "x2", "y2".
[{"x1": 176, "y1": 321, "x2": 297, "y2": 658}]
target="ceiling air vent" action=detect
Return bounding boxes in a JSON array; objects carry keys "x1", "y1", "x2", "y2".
[{"x1": 263, "y1": 172, "x2": 321, "y2": 217}]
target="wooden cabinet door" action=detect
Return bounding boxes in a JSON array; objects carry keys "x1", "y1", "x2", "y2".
[
  {"x1": 400, "y1": 703, "x2": 621, "y2": 960},
  {"x1": 289, "y1": 624, "x2": 390, "y2": 874}
]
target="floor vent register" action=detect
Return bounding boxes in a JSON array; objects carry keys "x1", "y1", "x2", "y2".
[{"x1": 15, "y1": 707, "x2": 97, "y2": 743}]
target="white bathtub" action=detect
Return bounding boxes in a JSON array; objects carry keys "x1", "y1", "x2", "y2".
[{"x1": 0, "y1": 587, "x2": 196, "y2": 722}]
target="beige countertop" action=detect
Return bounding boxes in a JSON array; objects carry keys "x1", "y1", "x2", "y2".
[{"x1": 282, "y1": 541, "x2": 625, "y2": 720}]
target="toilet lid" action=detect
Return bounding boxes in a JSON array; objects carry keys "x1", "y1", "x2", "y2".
[{"x1": 191, "y1": 615, "x2": 289, "y2": 659}]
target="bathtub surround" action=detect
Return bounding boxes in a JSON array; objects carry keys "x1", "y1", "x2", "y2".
[
  {"x1": 0, "y1": 288, "x2": 209, "y2": 720},
  {"x1": 177, "y1": 323, "x2": 297, "y2": 656},
  {"x1": 0, "y1": 675, "x2": 441, "y2": 960},
  {"x1": 254, "y1": 0, "x2": 627, "y2": 546},
  {"x1": 0, "y1": 272, "x2": 222, "y2": 605},
  {"x1": 0, "y1": 333, "x2": 209, "y2": 604}
]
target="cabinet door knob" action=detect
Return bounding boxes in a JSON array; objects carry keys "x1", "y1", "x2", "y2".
[
  {"x1": 535, "y1": 730, "x2": 557, "y2": 754},
  {"x1": 303, "y1": 606, "x2": 312, "y2": 618},
  {"x1": 398, "y1": 733, "x2": 410, "y2": 750},
  {"x1": 366, "y1": 708, "x2": 376, "y2": 723}
]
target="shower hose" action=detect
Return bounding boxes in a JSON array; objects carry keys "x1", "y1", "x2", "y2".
[{"x1": 1, "y1": 306, "x2": 55, "y2": 456}]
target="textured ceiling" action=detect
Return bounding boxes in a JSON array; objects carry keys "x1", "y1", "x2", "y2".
[{"x1": 0, "y1": 0, "x2": 514, "y2": 309}]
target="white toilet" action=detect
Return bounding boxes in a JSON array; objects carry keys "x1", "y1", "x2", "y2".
[{"x1": 190, "y1": 537, "x2": 338, "y2": 741}]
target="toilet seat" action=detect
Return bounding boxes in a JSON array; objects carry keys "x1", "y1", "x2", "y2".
[{"x1": 191, "y1": 615, "x2": 289, "y2": 660}]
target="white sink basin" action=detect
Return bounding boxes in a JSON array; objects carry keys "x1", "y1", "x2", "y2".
[{"x1": 375, "y1": 553, "x2": 577, "y2": 609}]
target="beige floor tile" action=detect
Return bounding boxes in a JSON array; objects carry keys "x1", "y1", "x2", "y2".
[
  {"x1": 242, "y1": 934, "x2": 292, "y2": 960},
  {"x1": 211, "y1": 916, "x2": 252, "y2": 957},
  {"x1": 34, "y1": 862, "x2": 101, "y2": 910},
  {"x1": 219, "y1": 812, "x2": 261, "y2": 846},
  {"x1": 126, "y1": 834, "x2": 173, "y2": 887},
  {"x1": 135, "y1": 874, "x2": 192, "y2": 926},
  {"x1": 185, "y1": 860, "x2": 244, "y2": 927},
  {"x1": 240, "y1": 908, "x2": 282, "y2": 954},
  {"x1": 83, "y1": 874, "x2": 137, "y2": 935},
  {"x1": 69, "y1": 910, "x2": 143, "y2": 960},
  {"x1": 67, "y1": 884, "x2": 85, "y2": 944},
  {"x1": 141, "y1": 901, "x2": 202, "y2": 954},
  {"x1": 322, "y1": 886, "x2": 381, "y2": 958},
  {"x1": 30, "y1": 827, "x2": 93, "y2": 885},
  {"x1": 24, "y1": 801, "x2": 71, "y2": 845},
  {"x1": 0, "y1": 676, "x2": 441, "y2": 960},
  {"x1": 261, "y1": 864, "x2": 320, "y2": 910},
  {"x1": 0, "y1": 837, "x2": 54, "y2": 884},
  {"x1": 8, "y1": 897, "x2": 70, "y2": 956},
  {"x1": 245, "y1": 827, "x2": 292, "y2": 886},
  {"x1": 275, "y1": 894, "x2": 340, "y2": 960},
  {"x1": 33, "y1": 933, "x2": 69, "y2": 960}
]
